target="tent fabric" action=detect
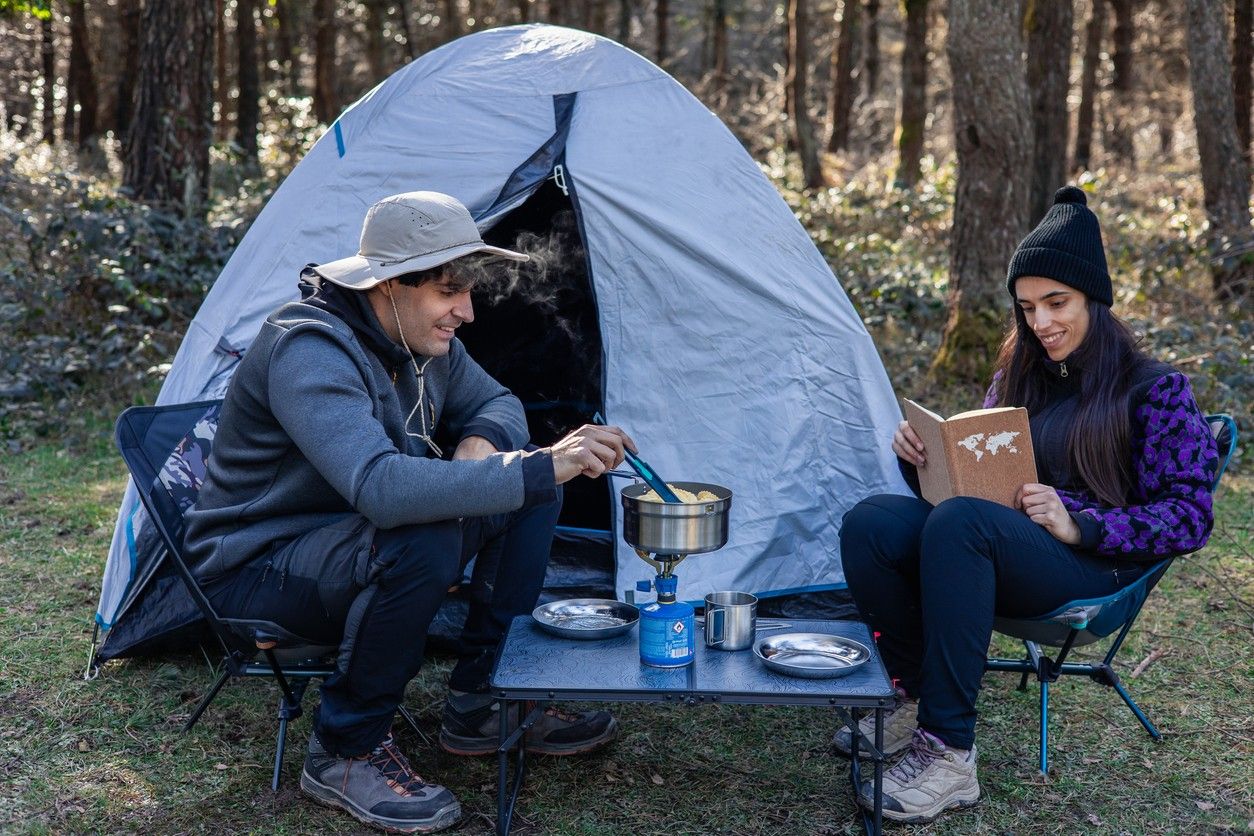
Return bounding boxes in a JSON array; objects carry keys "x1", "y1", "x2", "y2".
[{"x1": 97, "y1": 24, "x2": 908, "y2": 646}]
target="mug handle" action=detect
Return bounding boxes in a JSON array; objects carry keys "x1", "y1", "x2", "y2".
[{"x1": 710, "y1": 608, "x2": 725, "y2": 646}]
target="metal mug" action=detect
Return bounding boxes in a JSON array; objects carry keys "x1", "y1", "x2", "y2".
[{"x1": 704, "y1": 591, "x2": 757, "y2": 651}]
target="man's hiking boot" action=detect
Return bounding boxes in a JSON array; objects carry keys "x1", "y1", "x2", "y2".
[
  {"x1": 300, "y1": 732, "x2": 462, "y2": 834},
  {"x1": 857, "y1": 728, "x2": 980, "y2": 824},
  {"x1": 832, "y1": 691, "x2": 917, "y2": 760},
  {"x1": 439, "y1": 696, "x2": 618, "y2": 757}
]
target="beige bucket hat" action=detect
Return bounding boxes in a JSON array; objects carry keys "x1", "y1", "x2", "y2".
[{"x1": 311, "y1": 191, "x2": 529, "y2": 290}]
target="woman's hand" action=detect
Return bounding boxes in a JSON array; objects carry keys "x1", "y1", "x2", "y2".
[
  {"x1": 892, "y1": 420, "x2": 926, "y2": 466},
  {"x1": 1017, "y1": 483, "x2": 1082, "y2": 545}
]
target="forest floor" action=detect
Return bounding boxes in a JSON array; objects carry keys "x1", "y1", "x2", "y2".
[
  {"x1": 0, "y1": 427, "x2": 1250, "y2": 834},
  {"x1": 1, "y1": 133, "x2": 1252, "y2": 833}
]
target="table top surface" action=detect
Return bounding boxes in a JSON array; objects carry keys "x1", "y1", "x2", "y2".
[{"x1": 490, "y1": 616, "x2": 896, "y2": 706}]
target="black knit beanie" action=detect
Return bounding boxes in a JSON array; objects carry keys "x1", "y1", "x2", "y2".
[{"x1": 1006, "y1": 186, "x2": 1113, "y2": 306}]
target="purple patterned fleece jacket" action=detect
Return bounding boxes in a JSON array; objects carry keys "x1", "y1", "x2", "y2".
[{"x1": 979, "y1": 360, "x2": 1218, "y2": 558}]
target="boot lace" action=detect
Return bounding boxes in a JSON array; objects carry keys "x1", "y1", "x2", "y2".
[
  {"x1": 886, "y1": 728, "x2": 944, "y2": 784},
  {"x1": 362, "y1": 736, "x2": 429, "y2": 794}
]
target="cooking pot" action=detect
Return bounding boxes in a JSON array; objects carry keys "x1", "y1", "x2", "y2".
[{"x1": 620, "y1": 481, "x2": 732, "y2": 555}]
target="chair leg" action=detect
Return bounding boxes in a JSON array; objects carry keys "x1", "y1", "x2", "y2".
[
  {"x1": 397, "y1": 704, "x2": 435, "y2": 750},
  {"x1": 1038, "y1": 679, "x2": 1050, "y2": 775},
  {"x1": 1111, "y1": 679, "x2": 1161, "y2": 741},
  {"x1": 272, "y1": 678, "x2": 311, "y2": 792},
  {"x1": 1017, "y1": 668, "x2": 1031, "y2": 692},
  {"x1": 184, "y1": 668, "x2": 231, "y2": 732}
]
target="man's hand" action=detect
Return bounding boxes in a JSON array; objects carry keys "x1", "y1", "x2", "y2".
[
  {"x1": 453, "y1": 435, "x2": 498, "y2": 462},
  {"x1": 1017, "y1": 483, "x2": 1082, "y2": 545},
  {"x1": 548, "y1": 424, "x2": 635, "y2": 485},
  {"x1": 892, "y1": 420, "x2": 926, "y2": 466}
]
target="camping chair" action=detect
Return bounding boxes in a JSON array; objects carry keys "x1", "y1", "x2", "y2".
[
  {"x1": 985, "y1": 414, "x2": 1238, "y2": 774},
  {"x1": 114, "y1": 400, "x2": 424, "y2": 790}
]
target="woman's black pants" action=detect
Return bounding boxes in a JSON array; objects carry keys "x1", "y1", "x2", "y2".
[{"x1": 840, "y1": 494, "x2": 1147, "y2": 750}]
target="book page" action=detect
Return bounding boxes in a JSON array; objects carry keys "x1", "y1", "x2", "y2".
[{"x1": 901, "y1": 399, "x2": 954, "y2": 505}]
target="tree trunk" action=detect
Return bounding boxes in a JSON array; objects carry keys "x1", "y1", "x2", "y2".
[
  {"x1": 937, "y1": 0, "x2": 1032, "y2": 382},
  {"x1": 1026, "y1": 0, "x2": 1074, "y2": 225},
  {"x1": 788, "y1": 0, "x2": 824, "y2": 187},
  {"x1": 313, "y1": 0, "x2": 338, "y2": 124},
  {"x1": 587, "y1": 0, "x2": 607, "y2": 33},
  {"x1": 123, "y1": 0, "x2": 216, "y2": 216},
  {"x1": 41, "y1": 7, "x2": 55, "y2": 143},
  {"x1": 396, "y1": 0, "x2": 417, "y2": 60},
  {"x1": 274, "y1": 0, "x2": 298, "y2": 93},
  {"x1": 1074, "y1": 0, "x2": 1105, "y2": 170},
  {"x1": 516, "y1": 0, "x2": 530, "y2": 23},
  {"x1": 116, "y1": 0, "x2": 141, "y2": 137},
  {"x1": 63, "y1": 0, "x2": 97, "y2": 147},
  {"x1": 236, "y1": 0, "x2": 260, "y2": 161},
  {"x1": 894, "y1": 0, "x2": 928, "y2": 187},
  {"x1": 618, "y1": 0, "x2": 632, "y2": 44},
  {"x1": 827, "y1": 0, "x2": 859, "y2": 152},
  {"x1": 657, "y1": 0, "x2": 669, "y2": 65},
  {"x1": 863, "y1": 0, "x2": 880, "y2": 98},
  {"x1": 215, "y1": 0, "x2": 230, "y2": 140},
  {"x1": 444, "y1": 0, "x2": 460, "y2": 39},
  {"x1": 711, "y1": 0, "x2": 728, "y2": 94},
  {"x1": 1107, "y1": 0, "x2": 1134, "y2": 162},
  {"x1": 1186, "y1": 0, "x2": 1254, "y2": 302},
  {"x1": 364, "y1": 0, "x2": 387, "y2": 82},
  {"x1": 1234, "y1": 0, "x2": 1252, "y2": 163}
]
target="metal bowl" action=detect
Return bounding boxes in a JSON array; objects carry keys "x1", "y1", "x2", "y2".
[
  {"x1": 532, "y1": 598, "x2": 640, "y2": 640},
  {"x1": 620, "y1": 481, "x2": 732, "y2": 556},
  {"x1": 753, "y1": 632, "x2": 870, "y2": 679}
]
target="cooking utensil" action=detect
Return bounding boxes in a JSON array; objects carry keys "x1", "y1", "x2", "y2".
[
  {"x1": 754, "y1": 632, "x2": 870, "y2": 679},
  {"x1": 704, "y1": 591, "x2": 757, "y2": 651},
  {"x1": 592, "y1": 412, "x2": 681, "y2": 502},
  {"x1": 621, "y1": 481, "x2": 731, "y2": 556},
  {"x1": 532, "y1": 598, "x2": 640, "y2": 640}
]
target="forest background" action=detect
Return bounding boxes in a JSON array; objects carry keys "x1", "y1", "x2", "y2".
[{"x1": 0, "y1": 0, "x2": 1251, "y2": 834}]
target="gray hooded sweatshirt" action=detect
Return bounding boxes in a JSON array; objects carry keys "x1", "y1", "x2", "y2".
[{"x1": 184, "y1": 278, "x2": 556, "y2": 581}]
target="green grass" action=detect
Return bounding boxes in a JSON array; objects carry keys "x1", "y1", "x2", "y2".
[{"x1": 1, "y1": 425, "x2": 1251, "y2": 834}]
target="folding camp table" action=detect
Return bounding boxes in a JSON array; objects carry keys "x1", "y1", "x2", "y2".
[{"x1": 490, "y1": 617, "x2": 897, "y2": 835}]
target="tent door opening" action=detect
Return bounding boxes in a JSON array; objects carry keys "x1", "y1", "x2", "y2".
[{"x1": 456, "y1": 174, "x2": 616, "y2": 597}]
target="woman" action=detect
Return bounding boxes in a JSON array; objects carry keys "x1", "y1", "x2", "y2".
[{"x1": 836, "y1": 186, "x2": 1218, "y2": 824}]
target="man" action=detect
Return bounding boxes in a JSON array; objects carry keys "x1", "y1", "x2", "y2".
[{"x1": 184, "y1": 191, "x2": 633, "y2": 833}]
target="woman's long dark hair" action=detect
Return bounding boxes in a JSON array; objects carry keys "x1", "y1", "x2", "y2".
[{"x1": 991, "y1": 299, "x2": 1145, "y2": 506}]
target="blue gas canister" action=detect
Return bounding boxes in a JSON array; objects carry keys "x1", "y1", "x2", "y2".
[{"x1": 637, "y1": 575, "x2": 695, "y2": 667}]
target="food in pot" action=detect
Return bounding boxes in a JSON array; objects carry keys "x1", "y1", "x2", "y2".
[{"x1": 638, "y1": 484, "x2": 720, "y2": 503}]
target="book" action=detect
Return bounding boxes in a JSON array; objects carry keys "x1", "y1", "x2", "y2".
[{"x1": 900, "y1": 398, "x2": 1038, "y2": 508}]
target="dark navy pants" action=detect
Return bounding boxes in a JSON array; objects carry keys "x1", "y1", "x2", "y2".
[
  {"x1": 840, "y1": 494, "x2": 1148, "y2": 750},
  {"x1": 204, "y1": 487, "x2": 562, "y2": 757}
]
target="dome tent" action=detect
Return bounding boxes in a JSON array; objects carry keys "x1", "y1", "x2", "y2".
[{"x1": 94, "y1": 25, "x2": 907, "y2": 661}]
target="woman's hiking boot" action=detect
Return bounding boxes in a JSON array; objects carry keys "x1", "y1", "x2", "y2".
[
  {"x1": 832, "y1": 690, "x2": 918, "y2": 759},
  {"x1": 857, "y1": 727, "x2": 980, "y2": 824},
  {"x1": 438, "y1": 694, "x2": 618, "y2": 756},
  {"x1": 300, "y1": 731, "x2": 462, "y2": 833}
]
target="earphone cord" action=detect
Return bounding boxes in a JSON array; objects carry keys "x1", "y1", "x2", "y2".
[{"x1": 389, "y1": 291, "x2": 444, "y2": 459}]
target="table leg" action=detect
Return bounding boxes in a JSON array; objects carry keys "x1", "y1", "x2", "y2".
[
  {"x1": 846, "y1": 707, "x2": 884, "y2": 836},
  {"x1": 872, "y1": 706, "x2": 883, "y2": 836},
  {"x1": 495, "y1": 701, "x2": 545, "y2": 836}
]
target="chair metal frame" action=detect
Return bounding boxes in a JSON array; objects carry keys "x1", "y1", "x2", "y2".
[
  {"x1": 985, "y1": 413, "x2": 1238, "y2": 774},
  {"x1": 114, "y1": 401, "x2": 423, "y2": 790}
]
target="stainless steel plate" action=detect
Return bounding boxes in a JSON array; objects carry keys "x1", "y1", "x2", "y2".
[
  {"x1": 532, "y1": 598, "x2": 640, "y2": 641},
  {"x1": 753, "y1": 632, "x2": 870, "y2": 679}
]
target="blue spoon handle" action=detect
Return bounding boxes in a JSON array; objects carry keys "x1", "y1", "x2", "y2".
[{"x1": 592, "y1": 413, "x2": 683, "y2": 503}]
